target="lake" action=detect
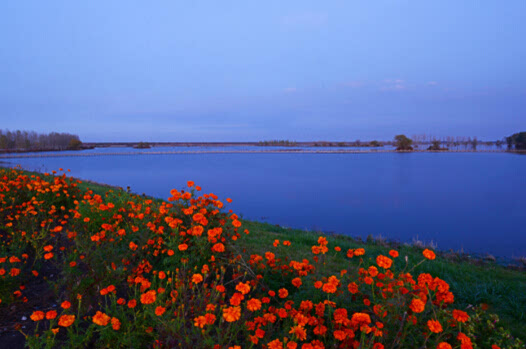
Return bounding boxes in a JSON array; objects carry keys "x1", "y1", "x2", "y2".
[{"x1": 3, "y1": 148, "x2": 525, "y2": 257}]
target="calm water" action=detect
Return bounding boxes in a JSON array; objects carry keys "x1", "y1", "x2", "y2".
[{"x1": 4, "y1": 150, "x2": 525, "y2": 257}]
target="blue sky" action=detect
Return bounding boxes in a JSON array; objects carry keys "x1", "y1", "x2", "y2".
[{"x1": 1, "y1": 1, "x2": 525, "y2": 142}]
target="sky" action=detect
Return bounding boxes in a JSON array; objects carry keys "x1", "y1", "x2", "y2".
[{"x1": 1, "y1": 1, "x2": 525, "y2": 142}]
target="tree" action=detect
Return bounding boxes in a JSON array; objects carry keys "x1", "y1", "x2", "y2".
[
  {"x1": 394, "y1": 134, "x2": 413, "y2": 151},
  {"x1": 506, "y1": 132, "x2": 526, "y2": 150}
]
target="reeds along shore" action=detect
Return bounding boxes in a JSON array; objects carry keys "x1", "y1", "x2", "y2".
[{"x1": 0, "y1": 167, "x2": 524, "y2": 348}]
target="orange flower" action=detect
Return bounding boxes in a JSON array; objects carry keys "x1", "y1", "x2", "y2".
[
  {"x1": 278, "y1": 288, "x2": 289, "y2": 298},
  {"x1": 292, "y1": 277, "x2": 302, "y2": 288},
  {"x1": 30, "y1": 311, "x2": 45, "y2": 321},
  {"x1": 437, "y1": 343, "x2": 452, "y2": 349},
  {"x1": 44, "y1": 253, "x2": 54, "y2": 260},
  {"x1": 452, "y1": 309, "x2": 469, "y2": 323},
  {"x1": 58, "y1": 314, "x2": 75, "y2": 327},
  {"x1": 140, "y1": 290, "x2": 157, "y2": 304},
  {"x1": 409, "y1": 298, "x2": 425, "y2": 313},
  {"x1": 191, "y1": 273, "x2": 203, "y2": 284},
  {"x1": 92, "y1": 311, "x2": 111, "y2": 326},
  {"x1": 128, "y1": 299, "x2": 137, "y2": 308},
  {"x1": 235, "y1": 282, "x2": 250, "y2": 295},
  {"x1": 187, "y1": 181, "x2": 194, "y2": 187},
  {"x1": 158, "y1": 271, "x2": 166, "y2": 280},
  {"x1": 61, "y1": 301, "x2": 71, "y2": 309},
  {"x1": 129, "y1": 242, "x2": 138, "y2": 251},
  {"x1": 355, "y1": 248, "x2": 365, "y2": 256},
  {"x1": 43, "y1": 245, "x2": 53, "y2": 252},
  {"x1": 423, "y1": 249, "x2": 436, "y2": 260},
  {"x1": 289, "y1": 325, "x2": 307, "y2": 341},
  {"x1": 247, "y1": 298, "x2": 262, "y2": 311},
  {"x1": 389, "y1": 250, "x2": 399, "y2": 258},
  {"x1": 178, "y1": 243, "x2": 188, "y2": 251},
  {"x1": 348, "y1": 282, "x2": 359, "y2": 294},
  {"x1": 376, "y1": 255, "x2": 393, "y2": 269},
  {"x1": 427, "y1": 319, "x2": 443, "y2": 333},
  {"x1": 46, "y1": 310, "x2": 57, "y2": 320},
  {"x1": 212, "y1": 243, "x2": 225, "y2": 253},
  {"x1": 268, "y1": 339, "x2": 283, "y2": 349},
  {"x1": 334, "y1": 330, "x2": 347, "y2": 341},
  {"x1": 111, "y1": 317, "x2": 121, "y2": 330},
  {"x1": 194, "y1": 315, "x2": 207, "y2": 328},
  {"x1": 223, "y1": 306, "x2": 241, "y2": 322},
  {"x1": 155, "y1": 306, "x2": 166, "y2": 316},
  {"x1": 351, "y1": 313, "x2": 371, "y2": 327}
]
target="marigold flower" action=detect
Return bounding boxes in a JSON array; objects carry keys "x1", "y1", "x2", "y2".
[
  {"x1": 111, "y1": 317, "x2": 121, "y2": 330},
  {"x1": 212, "y1": 243, "x2": 225, "y2": 253},
  {"x1": 351, "y1": 312, "x2": 371, "y2": 327},
  {"x1": 278, "y1": 288, "x2": 289, "y2": 298},
  {"x1": 292, "y1": 277, "x2": 302, "y2": 288},
  {"x1": 247, "y1": 298, "x2": 262, "y2": 311},
  {"x1": 427, "y1": 319, "x2": 443, "y2": 333},
  {"x1": 334, "y1": 330, "x2": 347, "y2": 340},
  {"x1": 155, "y1": 306, "x2": 166, "y2": 316},
  {"x1": 355, "y1": 248, "x2": 365, "y2": 256},
  {"x1": 92, "y1": 311, "x2": 111, "y2": 326},
  {"x1": 389, "y1": 250, "x2": 399, "y2": 258},
  {"x1": 437, "y1": 343, "x2": 452, "y2": 349},
  {"x1": 223, "y1": 306, "x2": 241, "y2": 322},
  {"x1": 348, "y1": 282, "x2": 359, "y2": 294},
  {"x1": 268, "y1": 339, "x2": 283, "y2": 349},
  {"x1": 178, "y1": 243, "x2": 188, "y2": 251},
  {"x1": 194, "y1": 315, "x2": 207, "y2": 328},
  {"x1": 191, "y1": 273, "x2": 203, "y2": 284},
  {"x1": 289, "y1": 325, "x2": 307, "y2": 341},
  {"x1": 410, "y1": 298, "x2": 425, "y2": 313},
  {"x1": 30, "y1": 311, "x2": 45, "y2": 321},
  {"x1": 61, "y1": 301, "x2": 71, "y2": 309},
  {"x1": 423, "y1": 249, "x2": 436, "y2": 260},
  {"x1": 235, "y1": 282, "x2": 250, "y2": 295},
  {"x1": 43, "y1": 245, "x2": 53, "y2": 252},
  {"x1": 140, "y1": 290, "x2": 157, "y2": 304},
  {"x1": 187, "y1": 181, "x2": 194, "y2": 187},
  {"x1": 129, "y1": 242, "x2": 138, "y2": 251},
  {"x1": 46, "y1": 310, "x2": 57, "y2": 320},
  {"x1": 452, "y1": 309, "x2": 469, "y2": 323},
  {"x1": 128, "y1": 299, "x2": 137, "y2": 308},
  {"x1": 376, "y1": 255, "x2": 393, "y2": 269},
  {"x1": 44, "y1": 253, "x2": 54, "y2": 260},
  {"x1": 58, "y1": 314, "x2": 75, "y2": 327}
]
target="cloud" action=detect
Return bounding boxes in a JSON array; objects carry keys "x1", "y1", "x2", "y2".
[
  {"x1": 380, "y1": 79, "x2": 406, "y2": 91},
  {"x1": 282, "y1": 12, "x2": 328, "y2": 27}
]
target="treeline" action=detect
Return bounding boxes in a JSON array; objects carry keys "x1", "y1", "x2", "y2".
[
  {"x1": 258, "y1": 140, "x2": 298, "y2": 146},
  {"x1": 0, "y1": 129, "x2": 83, "y2": 152}
]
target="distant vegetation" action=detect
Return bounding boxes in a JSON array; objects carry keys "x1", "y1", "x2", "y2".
[
  {"x1": 258, "y1": 140, "x2": 298, "y2": 146},
  {"x1": 0, "y1": 129, "x2": 83, "y2": 152},
  {"x1": 506, "y1": 132, "x2": 526, "y2": 150},
  {"x1": 427, "y1": 139, "x2": 449, "y2": 151},
  {"x1": 394, "y1": 134, "x2": 413, "y2": 151},
  {"x1": 133, "y1": 142, "x2": 151, "y2": 149}
]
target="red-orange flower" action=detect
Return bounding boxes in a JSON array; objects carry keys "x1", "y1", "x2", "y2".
[
  {"x1": 178, "y1": 243, "x2": 188, "y2": 251},
  {"x1": 452, "y1": 309, "x2": 469, "y2": 323},
  {"x1": 111, "y1": 317, "x2": 121, "y2": 330},
  {"x1": 58, "y1": 314, "x2": 75, "y2": 327},
  {"x1": 409, "y1": 298, "x2": 425, "y2": 313},
  {"x1": 191, "y1": 273, "x2": 203, "y2": 284},
  {"x1": 92, "y1": 311, "x2": 111, "y2": 326},
  {"x1": 437, "y1": 343, "x2": 452, "y2": 349},
  {"x1": 376, "y1": 255, "x2": 393, "y2": 269},
  {"x1": 223, "y1": 306, "x2": 241, "y2": 322},
  {"x1": 155, "y1": 306, "x2": 166, "y2": 316},
  {"x1": 423, "y1": 249, "x2": 436, "y2": 260},
  {"x1": 140, "y1": 290, "x2": 157, "y2": 304},
  {"x1": 247, "y1": 298, "x2": 262, "y2": 311},
  {"x1": 30, "y1": 311, "x2": 45, "y2": 321},
  {"x1": 46, "y1": 310, "x2": 57, "y2": 320},
  {"x1": 427, "y1": 319, "x2": 443, "y2": 333},
  {"x1": 278, "y1": 288, "x2": 289, "y2": 298}
]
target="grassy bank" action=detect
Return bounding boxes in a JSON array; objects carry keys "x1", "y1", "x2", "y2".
[{"x1": 1, "y1": 166, "x2": 525, "y2": 348}]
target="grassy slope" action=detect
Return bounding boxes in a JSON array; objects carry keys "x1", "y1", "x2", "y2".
[
  {"x1": 238, "y1": 221, "x2": 526, "y2": 341},
  {"x1": 4, "y1": 167, "x2": 526, "y2": 341}
]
